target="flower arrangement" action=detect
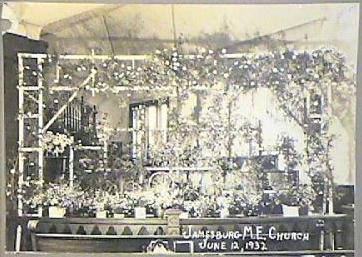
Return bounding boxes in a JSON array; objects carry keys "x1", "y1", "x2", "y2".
[
  {"x1": 112, "y1": 197, "x2": 134, "y2": 216},
  {"x1": 43, "y1": 131, "x2": 74, "y2": 156},
  {"x1": 21, "y1": 177, "x2": 44, "y2": 208},
  {"x1": 276, "y1": 184, "x2": 315, "y2": 208},
  {"x1": 21, "y1": 179, "x2": 84, "y2": 211},
  {"x1": 183, "y1": 198, "x2": 205, "y2": 218},
  {"x1": 19, "y1": 170, "x2": 316, "y2": 218},
  {"x1": 85, "y1": 190, "x2": 125, "y2": 213},
  {"x1": 154, "y1": 188, "x2": 182, "y2": 210},
  {"x1": 42, "y1": 183, "x2": 84, "y2": 208},
  {"x1": 227, "y1": 189, "x2": 262, "y2": 217},
  {"x1": 30, "y1": 46, "x2": 350, "y2": 220}
]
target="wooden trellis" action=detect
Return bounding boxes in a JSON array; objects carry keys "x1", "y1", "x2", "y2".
[
  {"x1": 17, "y1": 51, "x2": 333, "y2": 210},
  {"x1": 17, "y1": 52, "x2": 149, "y2": 216},
  {"x1": 17, "y1": 54, "x2": 44, "y2": 217},
  {"x1": 16, "y1": 51, "x2": 333, "y2": 251},
  {"x1": 15, "y1": 52, "x2": 150, "y2": 251}
]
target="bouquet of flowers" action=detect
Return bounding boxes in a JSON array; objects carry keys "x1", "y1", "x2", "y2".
[
  {"x1": 227, "y1": 191, "x2": 247, "y2": 216},
  {"x1": 276, "y1": 184, "x2": 315, "y2": 208},
  {"x1": 43, "y1": 131, "x2": 73, "y2": 156},
  {"x1": 21, "y1": 178, "x2": 85, "y2": 214},
  {"x1": 152, "y1": 184, "x2": 184, "y2": 210},
  {"x1": 42, "y1": 183, "x2": 83, "y2": 209}
]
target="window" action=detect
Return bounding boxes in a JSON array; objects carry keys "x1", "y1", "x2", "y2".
[{"x1": 130, "y1": 98, "x2": 168, "y2": 160}]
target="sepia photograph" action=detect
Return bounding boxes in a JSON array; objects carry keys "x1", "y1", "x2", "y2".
[{"x1": 0, "y1": 2, "x2": 359, "y2": 256}]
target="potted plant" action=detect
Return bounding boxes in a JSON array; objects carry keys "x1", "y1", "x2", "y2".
[
  {"x1": 146, "y1": 184, "x2": 183, "y2": 218},
  {"x1": 43, "y1": 131, "x2": 73, "y2": 157},
  {"x1": 134, "y1": 196, "x2": 147, "y2": 219},
  {"x1": 229, "y1": 184, "x2": 262, "y2": 217},
  {"x1": 89, "y1": 190, "x2": 112, "y2": 218},
  {"x1": 21, "y1": 178, "x2": 87, "y2": 218},
  {"x1": 126, "y1": 191, "x2": 147, "y2": 219},
  {"x1": 43, "y1": 186, "x2": 67, "y2": 218},
  {"x1": 226, "y1": 192, "x2": 261, "y2": 217},
  {"x1": 111, "y1": 196, "x2": 132, "y2": 218},
  {"x1": 42, "y1": 183, "x2": 84, "y2": 218},
  {"x1": 228, "y1": 192, "x2": 246, "y2": 217},
  {"x1": 216, "y1": 194, "x2": 231, "y2": 218},
  {"x1": 21, "y1": 177, "x2": 45, "y2": 215},
  {"x1": 184, "y1": 198, "x2": 204, "y2": 218},
  {"x1": 277, "y1": 185, "x2": 314, "y2": 216}
]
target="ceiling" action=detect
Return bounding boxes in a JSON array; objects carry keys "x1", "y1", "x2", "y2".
[
  {"x1": 1, "y1": 2, "x2": 359, "y2": 66},
  {"x1": 2, "y1": 2, "x2": 105, "y2": 38}
]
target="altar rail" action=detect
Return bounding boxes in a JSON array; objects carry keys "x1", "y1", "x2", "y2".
[{"x1": 27, "y1": 213, "x2": 354, "y2": 254}]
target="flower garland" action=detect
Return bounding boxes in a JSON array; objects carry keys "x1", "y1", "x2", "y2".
[{"x1": 47, "y1": 47, "x2": 354, "y2": 117}]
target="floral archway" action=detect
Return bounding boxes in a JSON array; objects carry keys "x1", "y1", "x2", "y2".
[{"x1": 9, "y1": 47, "x2": 355, "y2": 219}]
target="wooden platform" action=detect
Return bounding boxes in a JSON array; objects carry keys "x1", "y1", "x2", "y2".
[{"x1": 25, "y1": 213, "x2": 354, "y2": 254}]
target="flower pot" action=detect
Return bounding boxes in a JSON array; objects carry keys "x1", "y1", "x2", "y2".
[
  {"x1": 96, "y1": 210, "x2": 108, "y2": 218},
  {"x1": 135, "y1": 207, "x2": 146, "y2": 219},
  {"x1": 180, "y1": 212, "x2": 189, "y2": 219},
  {"x1": 48, "y1": 206, "x2": 66, "y2": 218},
  {"x1": 271, "y1": 204, "x2": 283, "y2": 215},
  {"x1": 220, "y1": 208, "x2": 229, "y2": 218},
  {"x1": 113, "y1": 213, "x2": 125, "y2": 219},
  {"x1": 299, "y1": 206, "x2": 309, "y2": 216},
  {"x1": 38, "y1": 206, "x2": 43, "y2": 217},
  {"x1": 282, "y1": 205, "x2": 299, "y2": 217}
]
